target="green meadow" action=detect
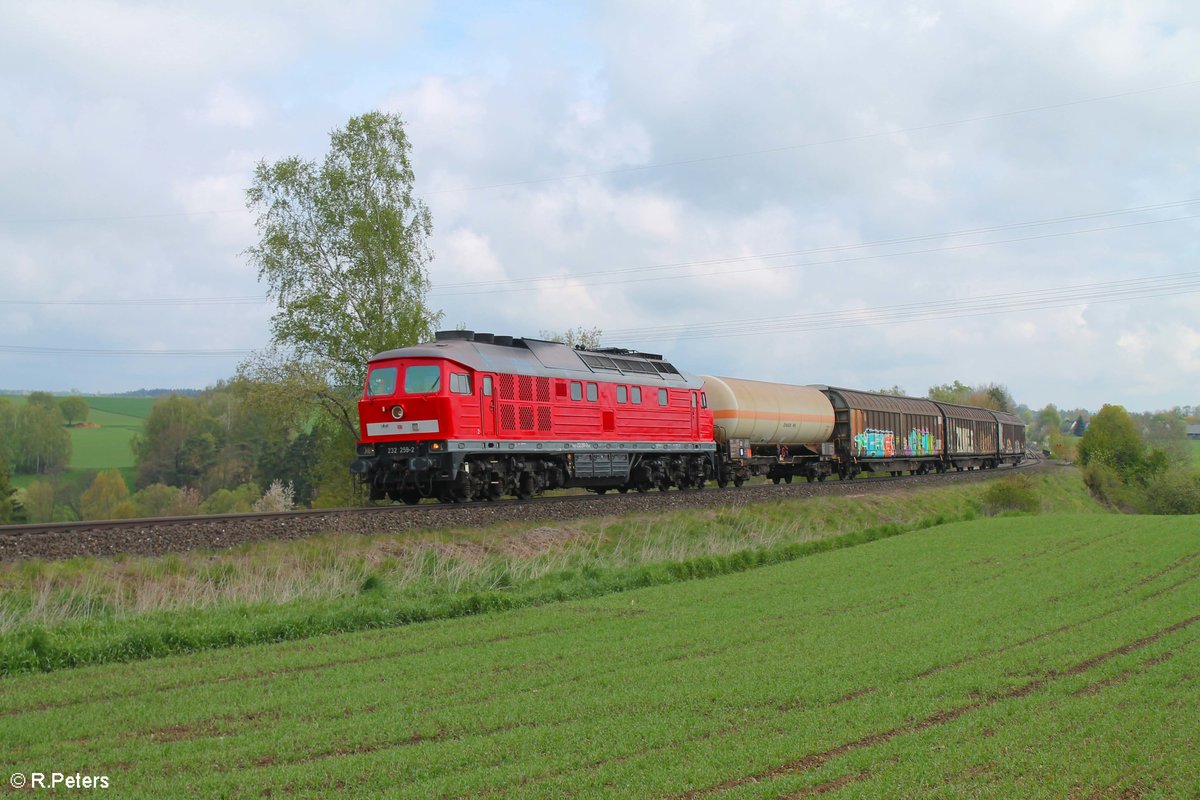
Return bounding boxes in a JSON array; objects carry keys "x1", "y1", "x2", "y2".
[
  {"x1": 1, "y1": 512, "x2": 1196, "y2": 798},
  {"x1": 6, "y1": 395, "x2": 153, "y2": 487}
]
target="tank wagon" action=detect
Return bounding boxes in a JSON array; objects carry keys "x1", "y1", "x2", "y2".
[
  {"x1": 352, "y1": 332, "x2": 1025, "y2": 500},
  {"x1": 700, "y1": 375, "x2": 836, "y2": 485},
  {"x1": 350, "y1": 331, "x2": 716, "y2": 503}
]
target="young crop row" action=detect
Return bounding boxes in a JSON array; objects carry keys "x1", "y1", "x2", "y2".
[{"x1": 1, "y1": 514, "x2": 1196, "y2": 798}]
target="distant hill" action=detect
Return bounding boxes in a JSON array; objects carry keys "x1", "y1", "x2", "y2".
[{"x1": 0, "y1": 388, "x2": 200, "y2": 398}]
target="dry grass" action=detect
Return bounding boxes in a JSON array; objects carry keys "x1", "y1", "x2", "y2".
[{"x1": 0, "y1": 468, "x2": 1102, "y2": 634}]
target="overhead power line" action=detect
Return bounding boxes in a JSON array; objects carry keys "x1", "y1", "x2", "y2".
[
  {"x1": 428, "y1": 199, "x2": 1200, "y2": 295},
  {"x1": 3, "y1": 200, "x2": 1197, "y2": 308},
  {"x1": 0, "y1": 345, "x2": 255, "y2": 358},
  {"x1": 5, "y1": 273, "x2": 1196, "y2": 359},
  {"x1": 430, "y1": 211, "x2": 1200, "y2": 298},
  {"x1": 0, "y1": 296, "x2": 264, "y2": 307},
  {"x1": 599, "y1": 272, "x2": 1200, "y2": 345}
]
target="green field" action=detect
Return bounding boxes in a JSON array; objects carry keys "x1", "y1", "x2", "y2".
[
  {"x1": 5, "y1": 395, "x2": 154, "y2": 487},
  {"x1": 1, "y1": 513, "x2": 1196, "y2": 798}
]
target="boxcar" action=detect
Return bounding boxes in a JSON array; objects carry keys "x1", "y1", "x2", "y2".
[
  {"x1": 992, "y1": 409, "x2": 1027, "y2": 466},
  {"x1": 819, "y1": 387, "x2": 946, "y2": 478},
  {"x1": 933, "y1": 401, "x2": 1000, "y2": 470}
]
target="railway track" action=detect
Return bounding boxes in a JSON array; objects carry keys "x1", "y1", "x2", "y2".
[{"x1": 0, "y1": 455, "x2": 1046, "y2": 562}]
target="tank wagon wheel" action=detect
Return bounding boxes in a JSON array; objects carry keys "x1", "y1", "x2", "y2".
[
  {"x1": 717, "y1": 477, "x2": 729, "y2": 489},
  {"x1": 733, "y1": 477, "x2": 744, "y2": 488},
  {"x1": 817, "y1": 473, "x2": 827, "y2": 482},
  {"x1": 594, "y1": 488, "x2": 608, "y2": 495},
  {"x1": 784, "y1": 475, "x2": 793, "y2": 484},
  {"x1": 806, "y1": 474, "x2": 814, "y2": 483},
  {"x1": 772, "y1": 477, "x2": 781, "y2": 485},
  {"x1": 617, "y1": 487, "x2": 629, "y2": 494}
]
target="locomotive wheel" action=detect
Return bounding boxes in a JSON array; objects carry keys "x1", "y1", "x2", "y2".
[
  {"x1": 717, "y1": 477, "x2": 729, "y2": 488},
  {"x1": 817, "y1": 473, "x2": 827, "y2": 482},
  {"x1": 733, "y1": 477, "x2": 744, "y2": 488},
  {"x1": 784, "y1": 475, "x2": 793, "y2": 484},
  {"x1": 806, "y1": 474, "x2": 814, "y2": 483},
  {"x1": 772, "y1": 477, "x2": 781, "y2": 485}
]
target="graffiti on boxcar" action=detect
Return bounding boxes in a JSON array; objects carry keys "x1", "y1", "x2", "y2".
[
  {"x1": 905, "y1": 427, "x2": 939, "y2": 456},
  {"x1": 954, "y1": 425, "x2": 975, "y2": 452},
  {"x1": 856, "y1": 427, "x2": 944, "y2": 458}
]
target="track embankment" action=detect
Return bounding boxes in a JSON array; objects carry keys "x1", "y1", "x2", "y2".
[{"x1": 0, "y1": 460, "x2": 1048, "y2": 562}]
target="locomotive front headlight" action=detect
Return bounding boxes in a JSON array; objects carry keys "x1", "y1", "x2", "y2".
[{"x1": 390, "y1": 405, "x2": 405, "y2": 420}]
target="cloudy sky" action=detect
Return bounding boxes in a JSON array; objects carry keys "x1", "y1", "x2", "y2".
[{"x1": 1, "y1": 1, "x2": 1198, "y2": 412}]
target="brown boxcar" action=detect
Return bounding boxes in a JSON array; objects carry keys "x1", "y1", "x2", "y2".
[
  {"x1": 934, "y1": 401, "x2": 1000, "y2": 470},
  {"x1": 993, "y1": 410, "x2": 1026, "y2": 466},
  {"x1": 819, "y1": 387, "x2": 945, "y2": 478}
]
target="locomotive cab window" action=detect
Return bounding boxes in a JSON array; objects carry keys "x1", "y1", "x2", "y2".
[
  {"x1": 367, "y1": 367, "x2": 397, "y2": 397},
  {"x1": 482, "y1": 376, "x2": 493, "y2": 396},
  {"x1": 586, "y1": 383, "x2": 598, "y2": 402},
  {"x1": 570, "y1": 382, "x2": 583, "y2": 401},
  {"x1": 617, "y1": 386, "x2": 627, "y2": 404},
  {"x1": 403, "y1": 365, "x2": 441, "y2": 394},
  {"x1": 700, "y1": 392, "x2": 708, "y2": 408},
  {"x1": 658, "y1": 389, "x2": 668, "y2": 406},
  {"x1": 449, "y1": 373, "x2": 473, "y2": 395}
]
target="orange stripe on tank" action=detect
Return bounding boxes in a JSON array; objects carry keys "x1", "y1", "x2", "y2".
[{"x1": 712, "y1": 410, "x2": 834, "y2": 423}]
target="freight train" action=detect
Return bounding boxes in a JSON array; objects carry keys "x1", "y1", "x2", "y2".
[{"x1": 350, "y1": 331, "x2": 1025, "y2": 503}]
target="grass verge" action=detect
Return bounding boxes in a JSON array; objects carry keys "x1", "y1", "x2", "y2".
[{"x1": 0, "y1": 468, "x2": 1102, "y2": 675}]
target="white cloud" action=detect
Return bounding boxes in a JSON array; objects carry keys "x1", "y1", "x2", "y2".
[{"x1": 1, "y1": 0, "x2": 1197, "y2": 409}]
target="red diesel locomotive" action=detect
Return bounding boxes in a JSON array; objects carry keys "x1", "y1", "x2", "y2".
[
  {"x1": 350, "y1": 331, "x2": 717, "y2": 503},
  {"x1": 351, "y1": 331, "x2": 1026, "y2": 502}
]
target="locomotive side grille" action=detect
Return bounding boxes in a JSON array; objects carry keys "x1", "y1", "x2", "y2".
[
  {"x1": 537, "y1": 377, "x2": 551, "y2": 402},
  {"x1": 519, "y1": 375, "x2": 534, "y2": 401},
  {"x1": 537, "y1": 407, "x2": 552, "y2": 431},
  {"x1": 519, "y1": 406, "x2": 535, "y2": 429},
  {"x1": 501, "y1": 404, "x2": 516, "y2": 429},
  {"x1": 500, "y1": 374, "x2": 516, "y2": 400}
]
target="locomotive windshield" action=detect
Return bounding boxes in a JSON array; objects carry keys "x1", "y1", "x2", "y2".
[
  {"x1": 366, "y1": 367, "x2": 397, "y2": 397},
  {"x1": 404, "y1": 364, "x2": 441, "y2": 394}
]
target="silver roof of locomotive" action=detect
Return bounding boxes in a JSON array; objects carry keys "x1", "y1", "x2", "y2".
[{"x1": 371, "y1": 331, "x2": 705, "y2": 389}]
